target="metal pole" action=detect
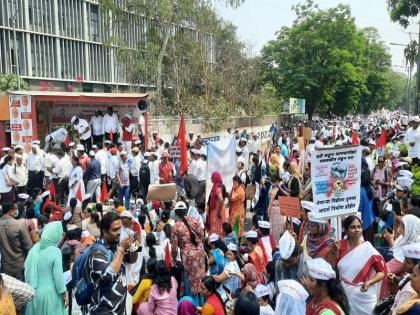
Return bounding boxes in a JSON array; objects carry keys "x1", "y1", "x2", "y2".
[{"x1": 12, "y1": 0, "x2": 20, "y2": 90}]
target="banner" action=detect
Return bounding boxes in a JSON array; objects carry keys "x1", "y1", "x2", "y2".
[
  {"x1": 9, "y1": 95, "x2": 33, "y2": 153},
  {"x1": 311, "y1": 146, "x2": 362, "y2": 219},
  {"x1": 169, "y1": 145, "x2": 181, "y2": 158},
  {"x1": 206, "y1": 135, "x2": 237, "y2": 202},
  {"x1": 289, "y1": 98, "x2": 305, "y2": 114},
  {"x1": 147, "y1": 183, "x2": 177, "y2": 201},
  {"x1": 279, "y1": 196, "x2": 301, "y2": 218}
]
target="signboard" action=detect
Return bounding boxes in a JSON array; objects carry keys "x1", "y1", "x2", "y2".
[
  {"x1": 147, "y1": 183, "x2": 177, "y2": 201},
  {"x1": 169, "y1": 145, "x2": 181, "y2": 158},
  {"x1": 9, "y1": 95, "x2": 33, "y2": 153},
  {"x1": 302, "y1": 127, "x2": 312, "y2": 141},
  {"x1": 297, "y1": 137, "x2": 305, "y2": 151},
  {"x1": 311, "y1": 146, "x2": 362, "y2": 219},
  {"x1": 50, "y1": 103, "x2": 140, "y2": 124},
  {"x1": 283, "y1": 100, "x2": 290, "y2": 112},
  {"x1": 289, "y1": 98, "x2": 305, "y2": 114},
  {"x1": 279, "y1": 196, "x2": 301, "y2": 218}
]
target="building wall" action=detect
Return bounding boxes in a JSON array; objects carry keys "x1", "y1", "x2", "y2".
[{"x1": 0, "y1": 0, "x2": 214, "y2": 92}]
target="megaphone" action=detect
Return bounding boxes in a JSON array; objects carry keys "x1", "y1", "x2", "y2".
[{"x1": 137, "y1": 99, "x2": 149, "y2": 112}]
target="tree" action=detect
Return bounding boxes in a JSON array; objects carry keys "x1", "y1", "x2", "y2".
[
  {"x1": 0, "y1": 74, "x2": 29, "y2": 92},
  {"x1": 387, "y1": 69, "x2": 409, "y2": 110},
  {"x1": 388, "y1": 0, "x2": 420, "y2": 28}
]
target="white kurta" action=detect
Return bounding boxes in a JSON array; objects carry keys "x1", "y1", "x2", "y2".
[{"x1": 68, "y1": 166, "x2": 85, "y2": 206}]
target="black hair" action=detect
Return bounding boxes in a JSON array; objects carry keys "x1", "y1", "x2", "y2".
[
  {"x1": 234, "y1": 291, "x2": 259, "y2": 315},
  {"x1": 66, "y1": 228, "x2": 82, "y2": 241},
  {"x1": 163, "y1": 201, "x2": 173, "y2": 209},
  {"x1": 44, "y1": 205, "x2": 52, "y2": 220},
  {"x1": 26, "y1": 208, "x2": 35, "y2": 219},
  {"x1": 146, "y1": 233, "x2": 157, "y2": 259},
  {"x1": 71, "y1": 155, "x2": 81, "y2": 166},
  {"x1": 343, "y1": 215, "x2": 362, "y2": 231},
  {"x1": 141, "y1": 205, "x2": 154, "y2": 231},
  {"x1": 259, "y1": 226, "x2": 270, "y2": 237},
  {"x1": 100, "y1": 211, "x2": 120, "y2": 235},
  {"x1": 91, "y1": 212, "x2": 100, "y2": 226},
  {"x1": 201, "y1": 276, "x2": 227, "y2": 315},
  {"x1": 138, "y1": 212, "x2": 146, "y2": 229},
  {"x1": 315, "y1": 278, "x2": 350, "y2": 315},
  {"x1": 140, "y1": 258, "x2": 157, "y2": 281},
  {"x1": 266, "y1": 261, "x2": 276, "y2": 283},
  {"x1": 176, "y1": 208, "x2": 198, "y2": 246},
  {"x1": 407, "y1": 206, "x2": 420, "y2": 218},
  {"x1": 0, "y1": 156, "x2": 12, "y2": 169},
  {"x1": 222, "y1": 222, "x2": 233, "y2": 234},
  {"x1": 210, "y1": 239, "x2": 227, "y2": 253},
  {"x1": 1, "y1": 202, "x2": 13, "y2": 214},
  {"x1": 270, "y1": 172, "x2": 281, "y2": 183},
  {"x1": 246, "y1": 237, "x2": 259, "y2": 245},
  {"x1": 37, "y1": 215, "x2": 48, "y2": 227},
  {"x1": 392, "y1": 200, "x2": 402, "y2": 216},
  {"x1": 361, "y1": 170, "x2": 373, "y2": 199},
  {"x1": 69, "y1": 198, "x2": 77, "y2": 214},
  {"x1": 153, "y1": 260, "x2": 172, "y2": 294},
  {"x1": 95, "y1": 203, "x2": 103, "y2": 216},
  {"x1": 233, "y1": 175, "x2": 242, "y2": 185},
  {"x1": 163, "y1": 223, "x2": 172, "y2": 239}
]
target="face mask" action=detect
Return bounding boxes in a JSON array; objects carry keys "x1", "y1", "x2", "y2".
[{"x1": 14, "y1": 210, "x2": 20, "y2": 218}]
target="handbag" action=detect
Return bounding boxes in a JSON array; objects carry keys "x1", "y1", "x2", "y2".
[
  {"x1": 373, "y1": 295, "x2": 395, "y2": 315},
  {"x1": 245, "y1": 184, "x2": 256, "y2": 200}
]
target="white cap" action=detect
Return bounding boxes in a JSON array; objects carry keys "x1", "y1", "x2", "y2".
[
  {"x1": 292, "y1": 145, "x2": 299, "y2": 151},
  {"x1": 2, "y1": 147, "x2": 11, "y2": 152},
  {"x1": 63, "y1": 212, "x2": 73, "y2": 221},
  {"x1": 191, "y1": 148, "x2": 200, "y2": 155},
  {"x1": 279, "y1": 231, "x2": 295, "y2": 260},
  {"x1": 301, "y1": 201, "x2": 314, "y2": 212},
  {"x1": 227, "y1": 243, "x2": 237, "y2": 252},
  {"x1": 124, "y1": 114, "x2": 131, "y2": 119},
  {"x1": 308, "y1": 212, "x2": 328, "y2": 224},
  {"x1": 81, "y1": 230, "x2": 90, "y2": 238},
  {"x1": 237, "y1": 156, "x2": 246, "y2": 165},
  {"x1": 292, "y1": 218, "x2": 301, "y2": 226},
  {"x1": 245, "y1": 230, "x2": 258, "y2": 239},
  {"x1": 134, "y1": 140, "x2": 141, "y2": 145},
  {"x1": 393, "y1": 246, "x2": 405, "y2": 263},
  {"x1": 395, "y1": 161, "x2": 408, "y2": 168},
  {"x1": 209, "y1": 233, "x2": 219, "y2": 243},
  {"x1": 368, "y1": 139, "x2": 376, "y2": 145},
  {"x1": 175, "y1": 201, "x2": 187, "y2": 210},
  {"x1": 120, "y1": 150, "x2": 127, "y2": 156},
  {"x1": 403, "y1": 242, "x2": 420, "y2": 260},
  {"x1": 385, "y1": 203, "x2": 393, "y2": 212},
  {"x1": 399, "y1": 170, "x2": 413, "y2": 178},
  {"x1": 277, "y1": 280, "x2": 309, "y2": 301},
  {"x1": 32, "y1": 140, "x2": 41, "y2": 145},
  {"x1": 144, "y1": 152, "x2": 151, "y2": 158},
  {"x1": 71, "y1": 116, "x2": 77, "y2": 123},
  {"x1": 258, "y1": 220, "x2": 270, "y2": 229},
  {"x1": 391, "y1": 150, "x2": 400, "y2": 158},
  {"x1": 18, "y1": 193, "x2": 30, "y2": 200},
  {"x1": 89, "y1": 150, "x2": 95, "y2": 157},
  {"x1": 410, "y1": 116, "x2": 420, "y2": 122},
  {"x1": 68, "y1": 142, "x2": 75, "y2": 147},
  {"x1": 120, "y1": 210, "x2": 132, "y2": 219},
  {"x1": 307, "y1": 258, "x2": 336, "y2": 280},
  {"x1": 82, "y1": 193, "x2": 91, "y2": 201},
  {"x1": 92, "y1": 145, "x2": 98, "y2": 149},
  {"x1": 41, "y1": 191, "x2": 50, "y2": 199},
  {"x1": 76, "y1": 144, "x2": 85, "y2": 151},
  {"x1": 255, "y1": 284, "x2": 271, "y2": 298},
  {"x1": 105, "y1": 140, "x2": 112, "y2": 145}
]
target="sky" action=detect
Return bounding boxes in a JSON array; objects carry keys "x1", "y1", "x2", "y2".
[{"x1": 214, "y1": 0, "x2": 419, "y2": 74}]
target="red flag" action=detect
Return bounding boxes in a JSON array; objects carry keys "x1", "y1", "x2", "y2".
[
  {"x1": 376, "y1": 130, "x2": 387, "y2": 148},
  {"x1": 164, "y1": 242, "x2": 171, "y2": 269},
  {"x1": 109, "y1": 128, "x2": 113, "y2": 142},
  {"x1": 48, "y1": 181, "x2": 56, "y2": 199},
  {"x1": 176, "y1": 113, "x2": 188, "y2": 175},
  {"x1": 75, "y1": 184, "x2": 83, "y2": 204},
  {"x1": 63, "y1": 134, "x2": 71, "y2": 146},
  {"x1": 100, "y1": 181, "x2": 108, "y2": 203},
  {"x1": 351, "y1": 131, "x2": 359, "y2": 145}
]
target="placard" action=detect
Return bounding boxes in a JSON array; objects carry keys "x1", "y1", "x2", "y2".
[
  {"x1": 9, "y1": 95, "x2": 33, "y2": 153},
  {"x1": 302, "y1": 127, "x2": 312, "y2": 141},
  {"x1": 147, "y1": 183, "x2": 177, "y2": 201},
  {"x1": 279, "y1": 196, "x2": 301, "y2": 218},
  {"x1": 297, "y1": 137, "x2": 305, "y2": 151},
  {"x1": 169, "y1": 145, "x2": 181, "y2": 158},
  {"x1": 311, "y1": 146, "x2": 362, "y2": 219}
]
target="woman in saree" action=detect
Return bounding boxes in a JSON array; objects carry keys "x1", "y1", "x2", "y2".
[
  {"x1": 68, "y1": 155, "x2": 85, "y2": 206},
  {"x1": 229, "y1": 175, "x2": 245, "y2": 238},
  {"x1": 245, "y1": 230, "x2": 266, "y2": 283},
  {"x1": 199, "y1": 276, "x2": 226, "y2": 315},
  {"x1": 395, "y1": 262, "x2": 420, "y2": 315},
  {"x1": 330, "y1": 215, "x2": 387, "y2": 315},
  {"x1": 208, "y1": 172, "x2": 227, "y2": 236},
  {"x1": 267, "y1": 173, "x2": 286, "y2": 244}
]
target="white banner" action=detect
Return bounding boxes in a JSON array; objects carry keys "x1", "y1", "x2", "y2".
[
  {"x1": 205, "y1": 135, "x2": 237, "y2": 202},
  {"x1": 311, "y1": 146, "x2": 362, "y2": 219},
  {"x1": 9, "y1": 95, "x2": 33, "y2": 153}
]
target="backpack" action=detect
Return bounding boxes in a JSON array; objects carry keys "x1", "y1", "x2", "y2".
[
  {"x1": 72, "y1": 241, "x2": 109, "y2": 306},
  {"x1": 139, "y1": 162, "x2": 150, "y2": 185}
]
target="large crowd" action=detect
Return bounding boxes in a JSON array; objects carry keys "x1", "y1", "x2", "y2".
[{"x1": 0, "y1": 108, "x2": 420, "y2": 315}]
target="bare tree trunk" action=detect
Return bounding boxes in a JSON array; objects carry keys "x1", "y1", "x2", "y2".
[{"x1": 156, "y1": 25, "x2": 170, "y2": 112}]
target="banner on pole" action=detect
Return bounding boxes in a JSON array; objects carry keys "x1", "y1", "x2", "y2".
[
  {"x1": 311, "y1": 146, "x2": 362, "y2": 219},
  {"x1": 9, "y1": 95, "x2": 33, "y2": 153},
  {"x1": 279, "y1": 196, "x2": 301, "y2": 218},
  {"x1": 169, "y1": 145, "x2": 181, "y2": 158}
]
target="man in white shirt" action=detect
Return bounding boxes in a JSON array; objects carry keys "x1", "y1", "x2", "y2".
[
  {"x1": 14, "y1": 154, "x2": 28, "y2": 195},
  {"x1": 90, "y1": 110, "x2": 104, "y2": 146},
  {"x1": 27, "y1": 144, "x2": 45, "y2": 196},
  {"x1": 138, "y1": 112, "x2": 146, "y2": 149},
  {"x1": 188, "y1": 148, "x2": 206, "y2": 182},
  {"x1": 405, "y1": 116, "x2": 420, "y2": 165},
  {"x1": 44, "y1": 147, "x2": 59, "y2": 185},
  {"x1": 95, "y1": 143, "x2": 108, "y2": 182},
  {"x1": 148, "y1": 152, "x2": 160, "y2": 185},
  {"x1": 107, "y1": 147, "x2": 120, "y2": 200},
  {"x1": 44, "y1": 127, "x2": 68, "y2": 152},
  {"x1": 71, "y1": 115, "x2": 92, "y2": 152},
  {"x1": 53, "y1": 150, "x2": 72, "y2": 205},
  {"x1": 102, "y1": 106, "x2": 120, "y2": 145}
]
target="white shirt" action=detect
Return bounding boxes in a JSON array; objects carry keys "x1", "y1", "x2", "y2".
[
  {"x1": 53, "y1": 155, "x2": 72, "y2": 178},
  {"x1": 27, "y1": 151, "x2": 44, "y2": 172},
  {"x1": 131, "y1": 154, "x2": 144, "y2": 178},
  {"x1": 405, "y1": 127, "x2": 420, "y2": 159},
  {"x1": 107, "y1": 154, "x2": 120, "y2": 179},
  {"x1": 102, "y1": 113, "x2": 120, "y2": 133},
  {"x1": 0, "y1": 166, "x2": 15, "y2": 193},
  {"x1": 14, "y1": 163, "x2": 28, "y2": 186},
  {"x1": 189, "y1": 158, "x2": 206, "y2": 181},
  {"x1": 90, "y1": 116, "x2": 104, "y2": 136},
  {"x1": 48, "y1": 127, "x2": 68, "y2": 143},
  {"x1": 138, "y1": 115, "x2": 145, "y2": 134},
  {"x1": 149, "y1": 160, "x2": 160, "y2": 184},
  {"x1": 260, "y1": 305, "x2": 274, "y2": 315},
  {"x1": 44, "y1": 153, "x2": 59, "y2": 178},
  {"x1": 95, "y1": 149, "x2": 108, "y2": 175},
  {"x1": 75, "y1": 118, "x2": 91, "y2": 140}
]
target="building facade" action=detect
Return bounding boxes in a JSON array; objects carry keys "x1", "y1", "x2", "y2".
[{"x1": 0, "y1": 0, "x2": 214, "y2": 92}]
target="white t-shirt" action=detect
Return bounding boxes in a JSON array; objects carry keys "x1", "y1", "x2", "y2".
[
  {"x1": 75, "y1": 118, "x2": 91, "y2": 140},
  {"x1": 260, "y1": 305, "x2": 274, "y2": 315},
  {"x1": 405, "y1": 127, "x2": 420, "y2": 159},
  {"x1": 90, "y1": 116, "x2": 104, "y2": 136}
]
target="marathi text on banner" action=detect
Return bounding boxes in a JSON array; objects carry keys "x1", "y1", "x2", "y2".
[
  {"x1": 310, "y1": 146, "x2": 362, "y2": 219},
  {"x1": 9, "y1": 95, "x2": 33, "y2": 153}
]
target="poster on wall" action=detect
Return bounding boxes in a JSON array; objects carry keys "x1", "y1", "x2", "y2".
[
  {"x1": 289, "y1": 98, "x2": 306, "y2": 114},
  {"x1": 9, "y1": 95, "x2": 33, "y2": 153},
  {"x1": 311, "y1": 146, "x2": 362, "y2": 219}
]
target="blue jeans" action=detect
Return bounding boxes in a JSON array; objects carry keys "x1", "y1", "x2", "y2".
[{"x1": 118, "y1": 185, "x2": 130, "y2": 210}]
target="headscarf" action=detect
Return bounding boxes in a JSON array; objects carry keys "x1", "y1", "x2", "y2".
[
  {"x1": 209, "y1": 172, "x2": 223, "y2": 210},
  {"x1": 394, "y1": 214, "x2": 420, "y2": 248},
  {"x1": 242, "y1": 263, "x2": 258, "y2": 289},
  {"x1": 306, "y1": 222, "x2": 332, "y2": 258},
  {"x1": 24, "y1": 221, "x2": 63, "y2": 288},
  {"x1": 270, "y1": 154, "x2": 280, "y2": 166},
  {"x1": 178, "y1": 299, "x2": 197, "y2": 315},
  {"x1": 289, "y1": 161, "x2": 302, "y2": 179},
  {"x1": 187, "y1": 206, "x2": 201, "y2": 222}
]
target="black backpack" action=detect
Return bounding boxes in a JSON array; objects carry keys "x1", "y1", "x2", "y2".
[{"x1": 139, "y1": 162, "x2": 150, "y2": 185}]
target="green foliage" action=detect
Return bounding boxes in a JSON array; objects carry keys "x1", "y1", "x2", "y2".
[
  {"x1": 262, "y1": 1, "x2": 394, "y2": 119},
  {"x1": 387, "y1": 0, "x2": 420, "y2": 28},
  {"x1": 387, "y1": 70, "x2": 409, "y2": 110},
  {"x1": 411, "y1": 165, "x2": 420, "y2": 196},
  {"x1": 0, "y1": 74, "x2": 29, "y2": 92}
]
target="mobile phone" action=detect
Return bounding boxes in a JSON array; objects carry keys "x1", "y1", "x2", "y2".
[
  {"x1": 386, "y1": 226, "x2": 393, "y2": 234},
  {"x1": 222, "y1": 284, "x2": 231, "y2": 295}
]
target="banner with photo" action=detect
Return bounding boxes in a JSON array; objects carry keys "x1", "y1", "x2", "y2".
[
  {"x1": 9, "y1": 95, "x2": 33, "y2": 153},
  {"x1": 289, "y1": 98, "x2": 306, "y2": 114},
  {"x1": 311, "y1": 146, "x2": 362, "y2": 219}
]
